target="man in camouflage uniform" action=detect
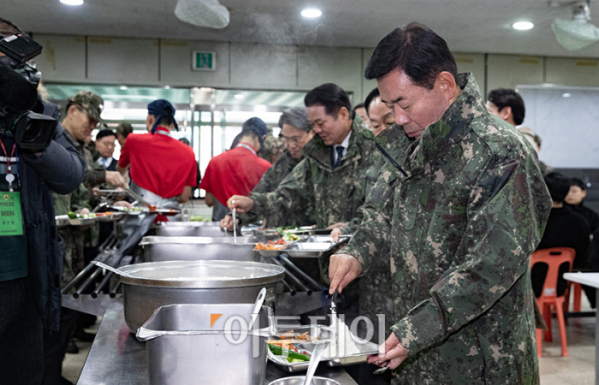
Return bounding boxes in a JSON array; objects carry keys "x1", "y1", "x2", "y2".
[
  {"x1": 55, "y1": 92, "x2": 126, "y2": 286},
  {"x1": 259, "y1": 129, "x2": 284, "y2": 165},
  {"x1": 228, "y1": 84, "x2": 376, "y2": 231},
  {"x1": 228, "y1": 84, "x2": 377, "y2": 322},
  {"x1": 329, "y1": 24, "x2": 551, "y2": 384},
  {"x1": 222, "y1": 107, "x2": 315, "y2": 229}
]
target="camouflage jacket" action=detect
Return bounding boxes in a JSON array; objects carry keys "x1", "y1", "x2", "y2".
[
  {"x1": 249, "y1": 118, "x2": 376, "y2": 229},
  {"x1": 242, "y1": 149, "x2": 314, "y2": 228},
  {"x1": 340, "y1": 73, "x2": 551, "y2": 384},
  {"x1": 64, "y1": 129, "x2": 106, "y2": 189}
]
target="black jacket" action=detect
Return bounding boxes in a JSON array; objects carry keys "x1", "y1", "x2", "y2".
[
  {"x1": 22, "y1": 99, "x2": 85, "y2": 331},
  {"x1": 566, "y1": 202, "x2": 599, "y2": 234}
]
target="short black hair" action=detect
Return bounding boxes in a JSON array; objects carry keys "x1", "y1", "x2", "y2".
[
  {"x1": 116, "y1": 123, "x2": 133, "y2": 138},
  {"x1": 353, "y1": 103, "x2": 365, "y2": 111},
  {"x1": 364, "y1": 88, "x2": 381, "y2": 117},
  {"x1": 569, "y1": 177, "x2": 587, "y2": 191},
  {"x1": 544, "y1": 172, "x2": 571, "y2": 203},
  {"x1": 0, "y1": 18, "x2": 24, "y2": 37},
  {"x1": 304, "y1": 83, "x2": 353, "y2": 119},
  {"x1": 487, "y1": 88, "x2": 526, "y2": 125},
  {"x1": 364, "y1": 23, "x2": 458, "y2": 89},
  {"x1": 95, "y1": 129, "x2": 116, "y2": 141}
]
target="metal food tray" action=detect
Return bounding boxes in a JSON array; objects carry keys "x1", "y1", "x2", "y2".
[
  {"x1": 55, "y1": 213, "x2": 125, "y2": 226},
  {"x1": 285, "y1": 242, "x2": 337, "y2": 258},
  {"x1": 267, "y1": 325, "x2": 379, "y2": 373},
  {"x1": 256, "y1": 246, "x2": 291, "y2": 258}
]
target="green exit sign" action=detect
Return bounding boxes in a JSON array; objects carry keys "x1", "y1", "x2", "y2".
[{"x1": 192, "y1": 51, "x2": 216, "y2": 71}]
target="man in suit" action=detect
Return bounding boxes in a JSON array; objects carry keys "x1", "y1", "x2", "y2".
[{"x1": 95, "y1": 129, "x2": 117, "y2": 171}]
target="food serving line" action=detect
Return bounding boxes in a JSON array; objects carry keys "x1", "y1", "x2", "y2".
[{"x1": 56, "y1": 196, "x2": 368, "y2": 384}]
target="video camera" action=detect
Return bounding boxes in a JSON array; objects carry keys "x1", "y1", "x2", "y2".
[{"x1": 0, "y1": 33, "x2": 56, "y2": 152}]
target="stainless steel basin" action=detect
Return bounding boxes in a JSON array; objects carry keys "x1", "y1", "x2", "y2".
[
  {"x1": 119, "y1": 260, "x2": 285, "y2": 332},
  {"x1": 140, "y1": 236, "x2": 259, "y2": 263},
  {"x1": 155, "y1": 221, "x2": 231, "y2": 237},
  {"x1": 137, "y1": 303, "x2": 272, "y2": 385}
]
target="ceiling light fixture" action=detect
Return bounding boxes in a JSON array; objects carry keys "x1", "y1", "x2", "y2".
[
  {"x1": 512, "y1": 21, "x2": 534, "y2": 30},
  {"x1": 120, "y1": 85, "x2": 128, "y2": 90},
  {"x1": 234, "y1": 94, "x2": 244, "y2": 99},
  {"x1": 301, "y1": 8, "x2": 322, "y2": 18},
  {"x1": 164, "y1": 85, "x2": 171, "y2": 89},
  {"x1": 60, "y1": 0, "x2": 84, "y2": 5}
]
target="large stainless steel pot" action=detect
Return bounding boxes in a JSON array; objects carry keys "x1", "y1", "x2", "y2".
[
  {"x1": 140, "y1": 236, "x2": 260, "y2": 263},
  {"x1": 155, "y1": 221, "x2": 231, "y2": 237},
  {"x1": 137, "y1": 304, "x2": 273, "y2": 385},
  {"x1": 119, "y1": 260, "x2": 285, "y2": 332}
]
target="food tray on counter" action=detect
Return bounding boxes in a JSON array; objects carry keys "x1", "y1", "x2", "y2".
[
  {"x1": 257, "y1": 237, "x2": 351, "y2": 259},
  {"x1": 55, "y1": 212, "x2": 126, "y2": 226},
  {"x1": 268, "y1": 325, "x2": 379, "y2": 373}
]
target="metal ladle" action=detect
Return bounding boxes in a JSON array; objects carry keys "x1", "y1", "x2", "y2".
[
  {"x1": 248, "y1": 287, "x2": 267, "y2": 330},
  {"x1": 232, "y1": 199, "x2": 237, "y2": 244},
  {"x1": 92, "y1": 261, "x2": 135, "y2": 278},
  {"x1": 303, "y1": 341, "x2": 327, "y2": 385}
]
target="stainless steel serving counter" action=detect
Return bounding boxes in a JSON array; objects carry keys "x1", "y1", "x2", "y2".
[{"x1": 77, "y1": 308, "x2": 358, "y2": 385}]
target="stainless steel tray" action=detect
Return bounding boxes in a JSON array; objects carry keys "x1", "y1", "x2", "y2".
[
  {"x1": 267, "y1": 325, "x2": 379, "y2": 373},
  {"x1": 55, "y1": 213, "x2": 125, "y2": 226}
]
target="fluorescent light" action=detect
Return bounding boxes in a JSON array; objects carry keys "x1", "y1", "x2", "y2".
[
  {"x1": 234, "y1": 94, "x2": 244, "y2": 99},
  {"x1": 562, "y1": 92, "x2": 572, "y2": 98},
  {"x1": 119, "y1": 85, "x2": 128, "y2": 90},
  {"x1": 301, "y1": 8, "x2": 322, "y2": 18},
  {"x1": 60, "y1": 0, "x2": 84, "y2": 5},
  {"x1": 164, "y1": 85, "x2": 171, "y2": 89},
  {"x1": 512, "y1": 21, "x2": 534, "y2": 30}
]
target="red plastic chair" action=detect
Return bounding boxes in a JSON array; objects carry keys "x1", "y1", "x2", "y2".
[{"x1": 530, "y1": 247, "x2": 576, "y2": 357}]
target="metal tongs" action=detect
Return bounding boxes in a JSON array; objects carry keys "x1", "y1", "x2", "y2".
[{"x1": 125, "y1": 188, "x2": 153, "y2": 209}]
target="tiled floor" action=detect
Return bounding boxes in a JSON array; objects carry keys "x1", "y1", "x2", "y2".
[{"x1": 63, "y1": 299, "x2": 597, "y2": 384}]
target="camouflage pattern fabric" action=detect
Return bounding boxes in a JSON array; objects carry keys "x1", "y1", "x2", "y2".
[
  {"x1": 240, "y1": 149, "x2": 314, "y2": 228},
  {"x1": 260, "y1": 132, "x2": 284, "y2": 164},
  {"x1": 68, "y1": 91, "x2": 104, "y2": 123},
  {"x1": 249, "y1": 116, "x2": 376, "y2": 230},
  {"x1": 339, "y1": 73, "x2": 552, "y2": 384},
  {"x1": 54, "y1": 129, "x2": 106, "y2": 287},
  {"x1": 357, "y1": 131, "x2": 410, "y2": 343}
]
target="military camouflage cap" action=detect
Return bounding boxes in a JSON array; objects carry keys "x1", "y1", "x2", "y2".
[{"x1": 68, "y1": 91, "x2": 104, "y2": 123}]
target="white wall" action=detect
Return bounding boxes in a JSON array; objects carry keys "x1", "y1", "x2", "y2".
[
  {"x1": 32, "y1": 34, "x2": 599, "y2": 103},
  {"x1": 519, "y1": 86, "x2": 599, "y2": 169}
]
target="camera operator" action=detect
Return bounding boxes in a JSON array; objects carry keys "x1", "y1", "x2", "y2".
[{"x1": 0, "y1": 17, "x2": 85, "y2": 385}]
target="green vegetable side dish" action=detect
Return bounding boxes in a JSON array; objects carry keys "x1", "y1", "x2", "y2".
[
  {"x1": 282, "y1": 233, "x2": 301, "y2": 242},
  {"x1": 68, "y1": 211, "x2": 77, "y2": 219},
  {"x1": 268, "y1": 343, "x2": 310, "y2": 363},
  {"x1": 190, "y1": 215, "x2": 211, "y2": 222},
  {"x1": 275, "y1": 226, "x2": 298, "y2": 236}
]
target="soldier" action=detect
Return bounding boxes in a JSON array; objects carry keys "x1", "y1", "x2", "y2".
[
  {"x1": 227, "y1": 83, "x2": 376, "y2": 231},
  {"x1": 329, "y1": 23, "x2": 551, "y2": 384},
  {"x1": 44, "y1": 92, "x2": 127, "y2": 385},
  {"x1": 221, "y1": 107, "x2": 315, "y2": 229},
  {"x1": 227, "y1": 84, "x2": 377, "y2": 325}
]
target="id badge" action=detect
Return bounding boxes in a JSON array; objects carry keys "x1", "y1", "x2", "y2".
[{"x1": 0, "y1": 191, "x2": 24, "y2": 236}]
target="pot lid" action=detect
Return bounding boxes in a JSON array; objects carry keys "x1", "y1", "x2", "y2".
[{"x1": 118, "y1": 260, "x2": 285, "y2": 288}]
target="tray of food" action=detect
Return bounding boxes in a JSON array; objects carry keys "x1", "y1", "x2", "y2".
[
  {"x1": 267, "y1": 322, "x2": 379, "y2": 373},
  {"x1": 283, "y1": 236, "x2": 351, "y2": 259},
  {"x1": 55, "y1": 211, "x2": 125, "y2": 226},
  {"x1": 254, "y1": 239, "x2": 290, "y2": 257}
]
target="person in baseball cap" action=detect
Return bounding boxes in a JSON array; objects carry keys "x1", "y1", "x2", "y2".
[{"x1": 63, "y1": 91, "x2": 104, "y2": 144}]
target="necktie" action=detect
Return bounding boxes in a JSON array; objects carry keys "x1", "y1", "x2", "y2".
[{"x1": 334, "y1": 146, "x2": 345, "y2": 169}]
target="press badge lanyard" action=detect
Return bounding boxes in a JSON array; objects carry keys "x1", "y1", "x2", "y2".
[{"x1": 0, "y1": 138, "x2": 16, "y2": 192}]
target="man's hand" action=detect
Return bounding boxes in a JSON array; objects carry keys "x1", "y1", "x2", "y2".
[
  {"x1": 227, "y1": 195, "x2": 254, "y2": 213},
  {"x1": 105, "y1": 171, "x2": 127, "y2": 189},
  {"x1": 328, "y1": 254, "x2": 362, "y2": 294},
  {"x1": 367, "y1": 332, "x2": 409, "y2": 369},
  {"x1": 220, "y1": 215, "x2": 239, "y2": 231},
  {"x1": 330, "y1": 228, "x2": 343, "y2": 242}
]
